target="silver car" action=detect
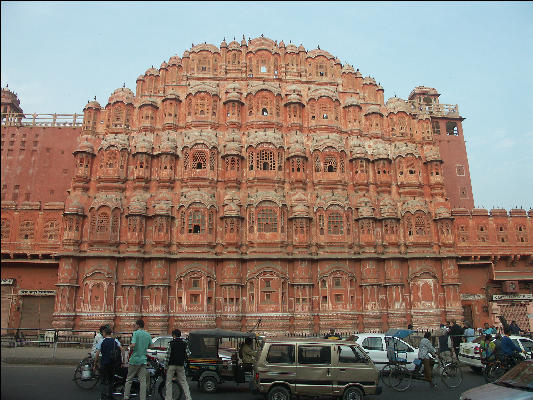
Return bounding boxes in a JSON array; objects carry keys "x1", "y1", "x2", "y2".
[
  {"x1": 459, "y1": 360, "x2": 533, "y2": 400},
  {"x1": 146, "y1": 335, "x2": 172, "y2": 363}
]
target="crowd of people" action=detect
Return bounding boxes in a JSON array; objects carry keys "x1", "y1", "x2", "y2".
[{"x1": 90, "y1": 319, "x2": 191, "y2": 400}]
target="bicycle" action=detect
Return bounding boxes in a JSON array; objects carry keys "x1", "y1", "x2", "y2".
[
  {"x1": 383, "y1": 352, "x2": 463, "y2": 391},
  {"x1": 483, "y1": 354, "x2": 521, "y2": 383},
  {"x1": 73, "y1": 352, "x2": 100, "y2": 390}
]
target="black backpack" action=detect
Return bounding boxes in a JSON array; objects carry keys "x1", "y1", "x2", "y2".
[{"x1": 109, "y1": 340, "x2": 122, "y2": 368}]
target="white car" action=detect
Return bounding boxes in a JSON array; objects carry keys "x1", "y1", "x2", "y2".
[
  {"x1": 458, "y1": 335, "x2": 533, "y2": 372},
  {"x1": 350, "y1": 333, "x2": 418, "y2": 370},
  {"x1": 146, "y1": 335, "x2": 173, "y2": 363}
]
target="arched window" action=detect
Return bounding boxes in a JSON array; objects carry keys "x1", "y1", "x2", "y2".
[
  {"x1": 324, "y1": 156, "x2": 337, "y2": 172},
  {"x1": 327, "y1": 212, "x2": 344, "y2": 235},
  {"x1": 192, "y1": 150, "x2": 207, "y2": 170},
  {"x1": 257, "y1": 148, "x2": 275, "y2": 171},
  {"x1": 188, "y1": 210, "x2": 206, "y2": 234},
  {"x1": 257, "y1": 205, "x2": 278, "y2": 233}
]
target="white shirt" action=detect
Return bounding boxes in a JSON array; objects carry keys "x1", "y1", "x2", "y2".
[
  {"x1": 418, "y1": 337, "x2": 436, "y2": 359},
  {"x1": 91, "y1": 332, "x2": 103, "y2": 357}
]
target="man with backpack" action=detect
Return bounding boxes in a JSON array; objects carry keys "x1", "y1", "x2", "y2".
[
  {"x1": 94, "y1": 326, "x2": 123, "y2": 400},
  {"x1": 164, "y1": 329, "x2": 192, "y2": 400}
]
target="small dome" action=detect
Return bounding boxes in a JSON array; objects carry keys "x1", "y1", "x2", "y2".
[
  {"x1": 286, "y1": 43, "x2": 298, "y2": 53},
  {"x1": 363, "y1": 76, "x2": 377, "y2": 85},
  {"x1": 182, "y1": 50, "x2": 190, "y2": 58},
  {"x1": 355, "y1": 69, "x2": 362, "y2": 78},
  {"x1": 220, "y1": 39, "x2": 227, "y2": 48},
  {"x1": 223, "y1": 202, "x2": 240, "y2": 217},
  {"x1": 145, "y1": 67, "x2": 159, "y2": 76},
  {"x1": 169, "y1": 55, "x2": 181, "y2": 65},
  {"x1": 284, "y1": 93, "x2": 303, "y2": 105},
  {"x1": 136, "y1": 74, "x2": 145, "y2": 81},
  {"x1": 108, "y1": 87, "x2": 134, "y2": 105},
  {"x1": 341, "y1": 64, "x2": 355, "y2": 74},
  {"x1": 160, "y1": 61, "x2": 168, "y2": 69},
  {"x1": 74, "y1": 138, "x2": 95, "y2": 154},
  {"x1": 343, "y1": 97, "x2": 360, "y2": 108},
  {"x1": 84, "y1": 100, "x2": 101, "y2": 110},
  {"x1": 364, "y1": 105, "x2": 383, "y2": 116},
  {"x1": 228, "y1": 40, "x2": 240, "y2": 50},
  {"x1": 298, "y1": 44, "x2": 305, "y2": 52},
  {"x1": 279, "y1": 40, "x2": 285, "y2": 48},
  {"x1": 386, "y1": 97, "x2": 411, "y2": 114},
  {"x1": 224, "y1": 91, "x2": 242, "y2": 103}
]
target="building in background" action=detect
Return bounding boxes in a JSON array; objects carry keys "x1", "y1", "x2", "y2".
[{"x1": 1, "y1": 37, "x2": 531, "y2": 335}]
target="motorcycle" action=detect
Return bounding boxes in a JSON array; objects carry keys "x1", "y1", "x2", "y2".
[{"x1": 111, "y1": 355, "x2": 183, "y2": 400}]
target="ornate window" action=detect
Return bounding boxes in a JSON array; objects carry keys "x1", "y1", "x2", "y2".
[
  {"x1": 95, "y1": 210, "x2": 110, "y2": 238},
  {"x1": 19, "y1": 220, "x2": 35, "y2": 240},
  {"x1": 257, "y1": 148, "x2": 276, "y2": 171},
  {"x1": 318, "y1": 213, "x2": 325, "y2": 235},
  {"x1": 1, "y1": 218, "x2": 10, "y2": 240},
  {"x1": 209, "y1": 149, "x2": 217, "y2": 171},
  {"x1": 327, "y1": 212, "x2": 344, "y2": 235},
  {"x1": 192, "y1": 150, "x2": 207, "y2": 170},
  {"x1": 257, "y1": 207, "x2": 278, "y2": 233},
  {"x1": 43, "y1": 220, "x2": 60, "y2": 241},
  {"x1": 324, "y1": 156, "x2": 337, "y2": 172},
  {"x1": 188, "y1": 210, "x2": 206, "y2": 234}
]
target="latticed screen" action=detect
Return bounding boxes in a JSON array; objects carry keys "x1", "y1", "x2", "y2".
[
  {"x1": 257, "y1": 208, "x2": 277, "y2": 233},
  {"x1": 257, "y1": 149, "x2": 276, "y2": 171},
  {"x1": 323, "y1": 156, "x2": 337, "y2": 172},
  {"x1": 415, "y1": 214, "x2": 428, "y2": 236},
  {"x1": 188, "y1": 210, "x2": 205, "y2": 234},
  {"x1": 96, "y1": 212, "x2": 110, "y2": 233},
  {"x1": 19, "y1": 220, "x2": 34, "y2": 240},
  {"x1": 192, "y1": 151, "x2": 207, "y2": 169},
  {"x1": 327, "y1": 212, "x2": 343, "y2": 235}
]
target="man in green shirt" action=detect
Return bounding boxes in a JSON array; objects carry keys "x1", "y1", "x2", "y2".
[{"x1": 124, "y1": 319, "x2": 152, "y2": 400}]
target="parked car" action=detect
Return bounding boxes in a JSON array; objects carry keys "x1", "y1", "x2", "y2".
[
  {"x1": 146, "y1": 335, "x2": 173, "y2": 363},
  {"x1": 458, "y1": 335, "x2": 533, "y2": 372},
  {"x1": 350, "y1": 333, "x2": 418, "y2": 370},
  {"x1": 459, "y1": 359, "x2": 533, "y2": 400},
  {"x1": 254, "y1": 338, "x2": 381, "y2": 400}
]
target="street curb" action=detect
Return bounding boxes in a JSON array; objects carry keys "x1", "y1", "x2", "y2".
[{"x1": 1, "y1": 357, "x2": 79, "y2": 366}]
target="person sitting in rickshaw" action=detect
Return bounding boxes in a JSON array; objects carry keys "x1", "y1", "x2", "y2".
[
  {"x1": 239, "y1": 337, "x2": 256, "y2": 372},
  {"x1": 386, "y1": 338, "x2": 407, "y2": 364}
]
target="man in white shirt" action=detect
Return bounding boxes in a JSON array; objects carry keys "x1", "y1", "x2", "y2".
[
  {"x1": 416, "y1": 331, "x2": 438, "y2": 388},
  {"x1": 91, "y1": 325, "x2": 108, "y2": 358}
]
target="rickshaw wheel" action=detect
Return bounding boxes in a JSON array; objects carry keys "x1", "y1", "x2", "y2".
[{"x1": 200, "y1": 376, "x2": 218, "y2": 393}]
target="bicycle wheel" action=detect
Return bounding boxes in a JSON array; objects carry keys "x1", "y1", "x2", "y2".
[
  {"x1": 380, "y1": 364, "x2": 394, "y2": 388},
  {"x1": 73, "y1": 359, "x2": 99, "y2": 390},
  {"x1": 485, "y1": 362, "x2": 506, "y2": 383},
  {"x1": 440, "y1": 362, "x2": 463, "y2": 388},
  {"x1": 390, "y1": 365, "x2": 412, "y2": 392}
]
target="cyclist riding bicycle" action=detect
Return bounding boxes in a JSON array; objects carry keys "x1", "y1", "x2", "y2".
[{"x1": 500, "y1": 327, "x2": 523, "y2": 368}]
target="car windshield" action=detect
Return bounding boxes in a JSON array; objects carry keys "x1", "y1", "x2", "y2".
[
  {"x1": 520, "y1": 339, "x2": 533, "y2": 353},
  {"x1": 495, "y1": 362, "x2": 533, "y2": 391}
]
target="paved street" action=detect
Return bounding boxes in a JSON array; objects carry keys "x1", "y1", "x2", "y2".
[{"x1": 1, "y1": 363, "x2": 487, "y2": 400}]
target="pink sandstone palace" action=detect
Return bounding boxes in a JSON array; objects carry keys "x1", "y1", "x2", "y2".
[{"x1": 1, "y1": 36, "x2": 532, "y2": 335}]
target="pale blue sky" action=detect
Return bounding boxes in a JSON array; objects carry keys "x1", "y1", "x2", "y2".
[{"x1": 2, "y1": 1, "x2": 532, "y2": 210}]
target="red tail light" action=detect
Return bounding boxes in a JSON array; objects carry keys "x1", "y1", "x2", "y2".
[
  {"x1": 255, "y1": 373, "x2": 259, "y2": 381},
  {"x1": 474, "y1": 346, "x2": 480, "y2": 354}
]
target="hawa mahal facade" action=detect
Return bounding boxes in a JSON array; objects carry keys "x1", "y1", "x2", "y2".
[{"x1": 2, "y1": 36, "x2": 532, "y2": 335}]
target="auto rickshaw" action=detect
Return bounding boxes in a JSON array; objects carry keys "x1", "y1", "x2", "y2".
[{"x1": 186, "y1": 328, "x2": 262, "y2": 393}]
